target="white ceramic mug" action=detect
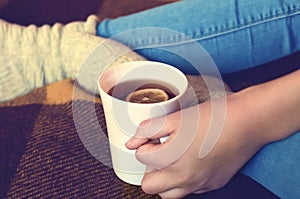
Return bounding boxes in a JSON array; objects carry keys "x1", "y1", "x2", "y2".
[{"x1": 98, "y1": 61, "x2": 188, "y2": 185}]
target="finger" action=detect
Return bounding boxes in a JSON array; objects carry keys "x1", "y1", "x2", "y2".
[
  {"x1": 125, "y1": 137, "x2": 149, "y2": 150},
  {"x1": 126, "y1": 111, "x2": 180, "y2": 149},
  {"x1": 142, "y1": 168, "x2": 193, "y2": 198},
  {"x1": 141, "y1": 168, "x2": 179, "y2": 195},
  {"x1": 136, "y1": 132, "x2": 175, "y2": 155},
  {"x1": 193, "y1": 189, "x2": 207, "y2": 194},
  {"x1": 135, "y1": 123, "x2": 179, "y2": 169},
  {"x1": 138, "y1": 112, "x2": 180, "y2": 139},
  {"x1": 136, "y1": 107, "x2": 199, "y2": 169},
  {"x1": 125, "y1": 117, "x2": 164, "y2": 149},
  {"x1": 158, "y1": 188, "x2": 191, "y2": 199}
]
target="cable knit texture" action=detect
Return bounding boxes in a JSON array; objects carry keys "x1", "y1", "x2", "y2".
[{"x1": 0, "y1": 15, "x2": 145, "y2": 102}]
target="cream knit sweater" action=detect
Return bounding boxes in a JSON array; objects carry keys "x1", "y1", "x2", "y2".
[{"x1": 0, "y1": 15, "x2": 145, "y2": 102}]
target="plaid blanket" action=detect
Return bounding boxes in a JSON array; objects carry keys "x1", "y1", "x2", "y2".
[{"x1": 0, "y1": 74, "x2": 234, "y2": 198}]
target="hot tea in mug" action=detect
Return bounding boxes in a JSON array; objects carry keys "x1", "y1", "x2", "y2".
[{"x1": 108, "y1": 79, "x2": 178, "y2": 104}]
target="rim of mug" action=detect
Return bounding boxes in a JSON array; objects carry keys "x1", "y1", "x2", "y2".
[{"x1": 98, "y1": 60, "x2": 188, "y2": 106}]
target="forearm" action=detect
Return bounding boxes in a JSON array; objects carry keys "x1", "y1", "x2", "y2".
[{"x1": 232, "y1": 69, "x2": 300, "y2": 143}]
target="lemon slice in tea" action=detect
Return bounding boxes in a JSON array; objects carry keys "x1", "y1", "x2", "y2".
[{"x1": 125, "y1": 88, "x2": 169, "y2": 103}]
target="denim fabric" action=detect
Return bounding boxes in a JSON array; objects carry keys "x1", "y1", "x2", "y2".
[
  {"x1": 97, "y1": 0, "x2": 300, "y2": 75},
  {"x1": 241, "y1": 130, "x2": 300, "y2": 199},
  {"x1": 96, "y1": 0, "x2": 300, "y2": 198}
]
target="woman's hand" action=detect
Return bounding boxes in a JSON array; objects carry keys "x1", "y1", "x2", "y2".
[
  {"x1": 126, "y1": 70, "x2": 300, "y2": 199},
  {"x1": 125, "y1": 94, "x2": 268, "y2": 198}
]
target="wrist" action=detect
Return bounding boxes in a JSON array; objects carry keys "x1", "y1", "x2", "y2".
[
  {"x1": 229, "y1": 70, "x2": 300, "y2": 144},
  {"x1": 226, "y1": 89, "x2": 273, "y2": 146}
]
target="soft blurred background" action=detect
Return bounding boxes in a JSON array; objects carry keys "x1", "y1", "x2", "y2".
[
  {"x1": 0, "y1": 0, "x2": 175, "y2": 25},
  {"x1": 0, "y1": 0, "x2": 299, "y2": 92}
]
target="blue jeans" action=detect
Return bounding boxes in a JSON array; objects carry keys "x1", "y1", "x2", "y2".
[{"x1": 97, "y1": 0, "x2": 300, "y2": 198}]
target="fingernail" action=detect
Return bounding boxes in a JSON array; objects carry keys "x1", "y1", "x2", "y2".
[
  {"x1": 139, "y1": 118, "x2": 152, "y2": 128},
  {"x1": 125, "y1": 139, "x2": 134, "y2": 148}
]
